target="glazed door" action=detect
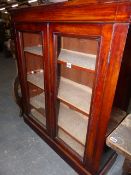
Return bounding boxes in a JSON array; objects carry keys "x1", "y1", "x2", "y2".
[
  {"x1": 49, "y1": 23, "x2": 116, "y2": 171},
  {"x1": 55, "y1": 35, "x2": 97, "y2": 158},
  {"x1": 15, "y1": 24, "x2": 49, "y2": 130}
]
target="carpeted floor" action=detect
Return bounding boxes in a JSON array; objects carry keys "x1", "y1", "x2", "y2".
[{"x1": 0, "y1": 52, "x2": 125, "y2": 175}]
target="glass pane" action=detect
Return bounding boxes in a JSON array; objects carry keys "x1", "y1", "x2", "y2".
[
  {"x1": 58, "y1": 36, "x2": 97, "y2": 70},
  {"x1": 22, "y1": 32, "x2": 46, "y2": 127},
  {"x1": 56, "y1": 36, "x2": 98, "y2": 158}
]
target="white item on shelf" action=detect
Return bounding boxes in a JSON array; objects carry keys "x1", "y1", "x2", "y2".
[
  {"x1": 58, "y1": 77, "x2": 92, "y2": 114},
  {"x1": 58, "y1": 49, "x2": 96, "y2": 70}
]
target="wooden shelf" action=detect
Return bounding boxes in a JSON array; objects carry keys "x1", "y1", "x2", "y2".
[
  {"x1": 106, "y1": 107, "x2": 126, "y2": 137},
  {"x1": 30, "y1": 92, "x2": 45, "y2": 110},
  {"x1": 58, "y1": 77, "x2": 92, "y2": 114},
  {"x1": 31, "y1": 108, "x2": 46, "y2": 126},
  {"x1": 58, "y1": 49, "x2": 96, "y2": 70},
  {"x1": 30, "y1": 104, "x2": 45, "y2": 117},
  {"x1": 58, "y1": 103, "x2": 89, "y2": 145},
  {"x1": 58, "y1": 128, "x2": 85, "y2": 157},
  {"x1": 27, "y1": 71, "x2": 44, "y2": 89},
  {"x1": 24, "y1": 45, "x2": 43, "y2": 56}
]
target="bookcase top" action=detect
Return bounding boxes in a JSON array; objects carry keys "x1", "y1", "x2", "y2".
[{"x1": 10, "y1": 0, "x2": 131, "y2": 23}]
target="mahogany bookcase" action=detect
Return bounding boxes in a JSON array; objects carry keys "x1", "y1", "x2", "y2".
[{"x1": 10, "y1": 0, "x2": 131, "y2": 174}]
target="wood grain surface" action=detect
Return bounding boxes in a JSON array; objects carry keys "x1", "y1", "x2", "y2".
[{"x1": 106, "y1": 114, "x2": 131, "y2": 160}]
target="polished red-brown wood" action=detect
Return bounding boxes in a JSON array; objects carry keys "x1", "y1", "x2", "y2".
[
  {"x1": 114, "y1": 26, "x2": 131, "y2": 111},
  {"x1": 10, "y1": 1, "x2": 131, "y2": 175},
  {"x1": 85, "y1": 24, "x2": 129, "y2": 174},
  {"x1": 10, "y1": 1, "x2": 131, "y2": 23}
]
